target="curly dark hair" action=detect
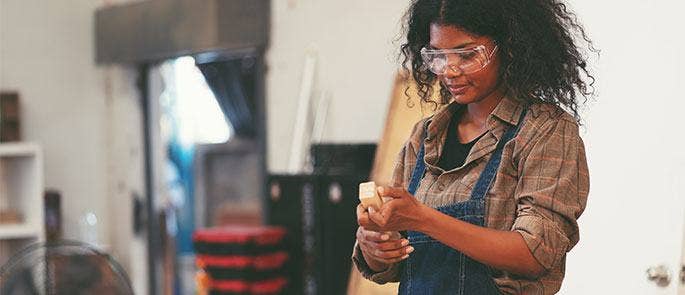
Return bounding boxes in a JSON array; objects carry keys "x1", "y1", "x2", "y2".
[{"x1": 400, "y1": 0, "x2": 597, "y2": 121}]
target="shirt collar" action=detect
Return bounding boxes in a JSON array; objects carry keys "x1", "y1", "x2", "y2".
[
  {"x1": 488, "y1": 95, "x2": 525, "y2": 127},
  {"x1": 424, "y1": 95, "x2": 524, "y2": 136}
]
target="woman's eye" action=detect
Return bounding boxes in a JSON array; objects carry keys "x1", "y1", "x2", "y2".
[{"x1": 459, "y1": 52, "x2": 477, "y2": 60}]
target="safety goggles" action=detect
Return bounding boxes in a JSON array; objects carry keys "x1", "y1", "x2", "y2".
[{"x1": 420, "y1": 44, "x2": 498, "y2": 75}]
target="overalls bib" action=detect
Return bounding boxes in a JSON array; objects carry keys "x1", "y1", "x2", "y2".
[{"x1": 399, "y1": 110, "x2": 527, "y2": 295}]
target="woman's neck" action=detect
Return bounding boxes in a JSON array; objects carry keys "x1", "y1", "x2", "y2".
[{"x1": 463, "y1": 89, "x2": 505, "y2": 127}]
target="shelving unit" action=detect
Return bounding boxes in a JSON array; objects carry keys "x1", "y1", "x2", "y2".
[{"x1": 0, "y1": 142, "x2": 44, "y2": 266}]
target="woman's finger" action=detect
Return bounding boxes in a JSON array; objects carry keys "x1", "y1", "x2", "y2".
[
  {"x1": 377, "y1": 186, "x2": 410, "y2": 199},
  {"x1": 372, "y1": 246, "x2": 415, "y2": 259},
  {"x1": 356, "y1": 204, "x2": 366, "y2": 217},
  {"x1": 357, "y1": 209, "x2": 376, "y2": 229},
  {"x1": 356, "y1": 204, "x2": 368, "y2": 223},
  {"x1": 356, "y1": 227, "x2": 365, "y2": 241},
  {"x1": 387, "y1": 231, "x2": 403, "y2": 240},
  {"x1": 359, "y1": 218, "x2": 383, "y2": 231},
  {"x1": 359, "y1": 240, "x2": 411, "y2": 264},
  {"x1": 357, "y1": 213, "x2": 369, "y2": 227},
  {"x1": 361, "y1": 229, "x2": 392, "y2": 242},
  {"x1": 359, "y1": 239, "x2": 411, "y2": 260},
  {"x1": 375, "y1": 239, "x2": 410, "y2": 251},
  {"x1": 359, "y1": 237, "x2": 408, "y2": 252},
  {"x1": 368, "y1": 208, "x2": 387, "y2": 227},
  {"x1": 357, "y1": 239, "x2": 379, "y2": 253}
]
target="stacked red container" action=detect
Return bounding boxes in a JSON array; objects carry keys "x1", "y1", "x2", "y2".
[{"x1": 193, "y1": 226, "x2": 289, "y2": 295}]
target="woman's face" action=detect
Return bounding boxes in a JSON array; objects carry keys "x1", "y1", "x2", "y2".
[{"x1": 428, "y1": 23, "x2": 501, "y2": 105}]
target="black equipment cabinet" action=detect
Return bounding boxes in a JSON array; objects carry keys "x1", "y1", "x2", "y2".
[{"x1": 266, "y1": 174, "x2": 364, "y2": 295}]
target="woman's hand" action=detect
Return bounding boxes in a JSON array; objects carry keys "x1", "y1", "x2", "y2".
[
  {"x1": 356, "y1": 227, "x2": 413, "y2": 271},
  {"x1": 356, "y1": 204, "x2": 413, "y2": 271},
  {"x1": 359, "y1": 186, "x2": 546, "y2": 278},
  {"x1": 365, "y1": 186, "x2": 431, "y2": 232}
]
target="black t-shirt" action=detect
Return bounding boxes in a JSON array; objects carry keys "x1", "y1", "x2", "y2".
[{"x1": 437, "y1": 107, "x2": 486, "y2": 171}]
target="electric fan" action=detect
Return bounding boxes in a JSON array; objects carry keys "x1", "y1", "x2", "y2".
[{"x1": 0, "y1": 240, "x2": 134, "y2": 294}]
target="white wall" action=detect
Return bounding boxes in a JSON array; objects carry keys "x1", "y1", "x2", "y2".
[
  {"x1": 0, "y1": 0, "x2": 110, "y2": 244},
  {"x1": 0, "y1": 1, "x2": 147, "y2": 293},
  {"x1": 266, "y1": 0, "x2": 411, "y2": 172},
  {"x1": 560, "y1": 0, "x2": 685, "y2": 294}
]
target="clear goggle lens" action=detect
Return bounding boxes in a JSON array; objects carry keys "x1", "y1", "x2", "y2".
[{"x1": 420, "y1": 44, "x2": 498, "y2": 75}]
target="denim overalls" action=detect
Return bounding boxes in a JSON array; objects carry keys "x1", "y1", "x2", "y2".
[{"x1": 399, "y1": 110, "x2": 527, "y2": 295}]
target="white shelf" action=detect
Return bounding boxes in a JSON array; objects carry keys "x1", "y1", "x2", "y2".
[
  {"x1": 0, "y1": 142, "x2": 40, "y2": 157},
  {"x1": 0, "y1": 142, "x2": 44, "y2": 264},
  {"x1": 0, "y1": 224, "x2": 41, "y2": 240}
]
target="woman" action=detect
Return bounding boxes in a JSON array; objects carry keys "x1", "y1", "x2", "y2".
[{"x1": 353, "y1": 0, "x2": 595, "y2": 294}]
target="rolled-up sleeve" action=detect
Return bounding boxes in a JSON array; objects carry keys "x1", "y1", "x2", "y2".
[
  {"x1": 513, "y1": 117, "x2": 590, "y2": 271},
  {"x1": 351, "y1": 242, "x2": 402, "y2": 284}
]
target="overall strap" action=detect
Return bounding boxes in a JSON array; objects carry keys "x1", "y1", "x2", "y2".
[
  {"x1": 469, "y1": 109, "x2": 528, "y2": 201},
  {"x1": 407, "y1": 121, "x2": 430, "y2": 196}
]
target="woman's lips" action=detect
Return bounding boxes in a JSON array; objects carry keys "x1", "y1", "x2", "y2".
[{"x1": 448, "y1": 85, "x2": 470, "y2": 94}]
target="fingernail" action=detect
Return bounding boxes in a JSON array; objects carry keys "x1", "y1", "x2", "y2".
[
  {"x1": 406, "y1": 246, "x2": 415, "y2": 254},
  {"x1": 381, "y1": 234, "x2": 389, "y2": 241},
  {"x1": 368, "y1": 207, "x2": 375, "y2": 214},
  {"x1": 401, "y1": 239, "x2": 409, "y2": 246},
  {"x1": 401, "y1": 254, "x2": 409, "y2": 259}
]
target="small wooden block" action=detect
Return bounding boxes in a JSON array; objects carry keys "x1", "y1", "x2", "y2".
[{"x1": 359, "y1": 181, "x2": 383, "y2": 210}]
